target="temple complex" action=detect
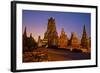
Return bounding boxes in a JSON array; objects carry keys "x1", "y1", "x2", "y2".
[
  {"x1": 23, "y1": 17, "x2": 91, "y2": 52},
  {"x1": 22, "y1": 17, "x2": 91, "y2": 62}
]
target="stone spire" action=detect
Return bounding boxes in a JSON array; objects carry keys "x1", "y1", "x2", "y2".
[
  {"x1": 81, "y1": 25, "x2": 89, "y2": 49},
  {"x1": 23, "y1": 26, "x2": 27, "y2": 38},
  {"x1": 23, "y1": 26, "x2": 27, "y2": 48},
  {"x1": 58, "y1": 28, "x2": 68, "y2": 48},
  {"x1": 29, "y1": 33, "x2": 35, "y2": 41},
  {"x1": 30, "y1": 33, "x2": 32, "y2": 38},
  {"x1": 82, "y1": 25, "x2": 87, "y2": 38},
  {"x1": 44, "y1": 17, "x2": 58, "y2": 47},
  {"x1": 70, "y1": 32, "x2": 80, "y2": 49},
  {"x1": 61, "y1": 28, "x2": 65, "y2": 35}
]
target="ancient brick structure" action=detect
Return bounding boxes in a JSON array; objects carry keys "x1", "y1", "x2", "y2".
[
  {"x1": 58, "y1": 28, "x2": 68, "y2": 48},
  {"x1": 81, "y1": 25, "x2": 90, "y2": 49},
  {"x1": 70, "y1": 32, "x2": 80, "y2": 49},
  {"x1": 44, "y1": 17, "x2": 58, "y2": 48}
]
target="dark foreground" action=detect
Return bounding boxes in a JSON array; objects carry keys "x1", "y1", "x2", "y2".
[{"x1": 23, "y1": 48, "x2": 90, "y2": 62}]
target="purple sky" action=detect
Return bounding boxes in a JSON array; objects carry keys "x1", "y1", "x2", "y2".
[{"x1": 22, "y1": 10, "x2": 91, "y2": 41}]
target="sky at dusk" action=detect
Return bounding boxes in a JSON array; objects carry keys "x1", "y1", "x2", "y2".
[{"x1": 22, "y1": 10, "x2": 91, "y2": 41}]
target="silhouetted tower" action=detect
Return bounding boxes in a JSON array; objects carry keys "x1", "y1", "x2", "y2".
[
  {"x1": 27, "y1": 33, "x2": 37, "y2": 49},
  {"x1": 29, "y1": 33, "x2": 35, "y2": 42},
  {"x1": 81, "y1": 25, "x2": 89, "y2": 49},
  {"x1": 23, "y1": 26, "x2": 27, "y2": 39},
  {"x1": 23, "y1": 26, "x2": 27, "y2": 47}
]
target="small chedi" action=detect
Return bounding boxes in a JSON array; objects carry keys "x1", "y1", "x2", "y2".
[
  {"x1": 81, "y1": 25, "x2": 91, "y2": 52},
  {"x1": 37, "y1": 36, "x2": 42, "y2": 47},
  {"x1": 69, "y1": 32, "x2": 80, "y2": 51},
  {"x1": 58, "y1": 28, "x2": 68, "y2": 48},
  {"x1": 23, "y1": 17, "x2": 91, "y2": 53}
]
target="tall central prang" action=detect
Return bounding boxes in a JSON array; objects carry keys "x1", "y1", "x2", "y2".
[{"x1": 44, "y1": 17, "x2": 58, "y2": 48}]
